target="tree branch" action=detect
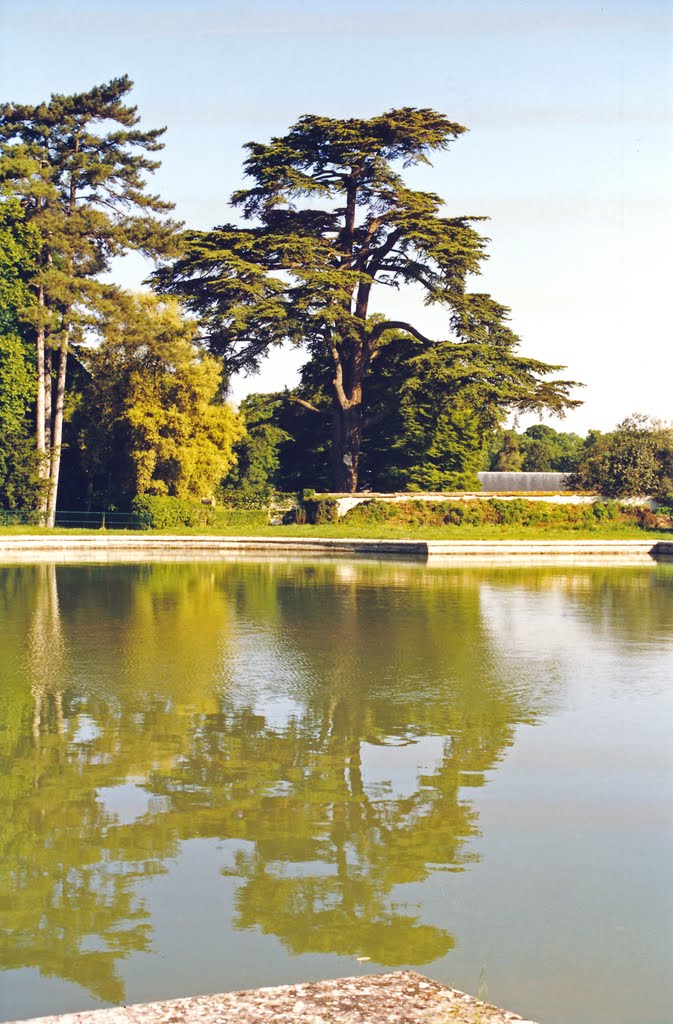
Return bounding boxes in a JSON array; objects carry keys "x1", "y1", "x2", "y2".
[
  {"x1": 368, "y1": 320, "x2": 435, "y2": 346},
  {"x1": 286, "y1": 395, "x2": 323, "y2": 414},
  {"x1": 361, "y1": 227, "x2": 404, "y2": 274},
  {"x1": 329, "y1": 342, "x2": 350, "y2": 409}
]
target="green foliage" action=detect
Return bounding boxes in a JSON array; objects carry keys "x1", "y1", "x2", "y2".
[
  {"x1": 355, "y1": 333, "x2": 484, "y2": 490},
  {"x1": 131, "y1": 494, "x2": 268, "y2": 530},
  {"x1": 154, "y1": 110, "x2": 581, "y2": 491},
  {"x1": 217, "y1": 488, "x2": 272, "y2": 509},
  {"x1": 221, "y1": 393, "x2": 292, "y2": 495},
  {"x1": 0, "y1": 332, "x2": 33, "y2": 439},
  {"x1": 570, "y1": 415, "x2": 673, "y2": 499},
  {"x1": 517, "y1": 424, "x2": 585, "y2": 472},
  {"x1": 491, "y1": 431, "x2": 522, "y2": 471},
  {"x1": 341, "y1": 497, "x2": 662, "y2": 532},
  {"x1": 0, "y1": 191, "x2": 44, "y2": 508},
  {"x1": 78, "y1": 293, "x2": 245, "y2": 505},
  {"x1": 0, "y1": 75, "x2": 179, "y2": 520},
  {"x1": 274, "y1": 395, "x2": 333, "y2": 493},
  {"x1": 0, "y1": 190, "x2": 39, "y2": 336},
  {"x1": 220, "y1": 386, "x2": 333, "y2": 495},
  {"x1": 242, "y1": 326, "x2": 581, "y2": 493},
  {"x1": 303, "y1": 497, "x2": 339, "y2": 524},
  {"x1": 0, "y1": 333, "x2": 44, "y2": 508},
  {"x1": 0, "y1": 507, "x2": 42, "y2": 526},
  {"x1": 217, "y1": 488, "x2": 298, "y2": 513}
]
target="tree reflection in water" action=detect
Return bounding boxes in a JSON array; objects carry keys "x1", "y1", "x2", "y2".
[{"x1": 2, "y1": 560, "x2": 665, "y2": 1005}]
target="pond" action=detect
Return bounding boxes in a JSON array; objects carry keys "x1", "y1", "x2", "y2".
[{"x1": 0, "y1": 559, "x2": 671, "y2": 1024}]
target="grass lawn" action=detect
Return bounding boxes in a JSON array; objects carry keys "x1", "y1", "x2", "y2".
[{"x1": 0, "y1": 523, "x2": 669, "y2": 540}]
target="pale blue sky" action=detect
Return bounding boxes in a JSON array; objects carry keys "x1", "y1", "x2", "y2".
[{"x1": 1, "y1": 0, "x2": 671, "y2": 433}]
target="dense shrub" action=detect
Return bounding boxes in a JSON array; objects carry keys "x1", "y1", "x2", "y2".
[
  {"x1": 217, "y1": 489, "x2": 298, "y2": 511},
  {"x1": 340, "y1": 498, "x2": 670, "y2": 531},
  {"x1": 131, "y1": 495, "x2": 268, "y2": 530},
  {"x1": 217, "y1": 489, "x2": 269, "y2": 509},
  {"x1": 303, "y1": 497, "x2": 340, "y2": 524},
  {"x1": 0, "y1": 508, "x2": 42, "y2": 526}
]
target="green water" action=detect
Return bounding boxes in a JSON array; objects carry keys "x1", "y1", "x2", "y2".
[{"x1": 0, "y1": 559, "x2": 671, "y2": 1024}]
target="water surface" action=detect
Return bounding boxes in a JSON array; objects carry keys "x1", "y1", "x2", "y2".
[{"x1": 0, "y1": 560, "x2": 671, "y2": 1024}]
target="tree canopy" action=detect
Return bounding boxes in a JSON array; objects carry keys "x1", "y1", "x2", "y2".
[
  {"x1": 570, "y1": 415, "x2": 673, "y2": 500},
  {"x1": 0, "y1": 190, "x2": 43, "y2": 508},
  {"x1": 0, "y1": 75, "x2": 179, "y2": 522},
  {"x1": 78, "y1": 293, "x2": 244, "y2": 505},
  {"x1": 155, "y1": 108, "x2": 580, "y2": 492}
]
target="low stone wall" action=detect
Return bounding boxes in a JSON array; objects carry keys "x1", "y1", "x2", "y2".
[{"x1": 6, "y1": 971, "x2": 538, "y2": 1024}]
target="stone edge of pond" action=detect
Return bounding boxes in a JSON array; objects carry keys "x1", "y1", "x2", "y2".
[
  {"x1": 0, "y1": 534, "x2": 671, "y2": 562},
  {"x1": 3, "y1": 971, "x2": 539, "y2": 1024}
]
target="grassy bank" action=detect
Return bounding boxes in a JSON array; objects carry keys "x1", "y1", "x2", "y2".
[{"x1": 0, "y1": 522, "x2": 669, "y2": 540}]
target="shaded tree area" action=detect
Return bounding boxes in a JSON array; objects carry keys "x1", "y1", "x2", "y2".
[
  {"x1": 225, "y1": 327, "x2": 585, "y2": 495},
  {"x1": 221, "y1": 392, "x2": 297, "y2": 496}
]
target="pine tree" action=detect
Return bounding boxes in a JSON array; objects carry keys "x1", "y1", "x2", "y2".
[
  {"x1": 155, "y1": 109, "x2": 580, "y2": 492},
  {"x1": 0, "y1": 76, "x2": 179, "y2": 523},
  {"x1": 0, "y1": 189, "x2": 43, "y2": 509}
]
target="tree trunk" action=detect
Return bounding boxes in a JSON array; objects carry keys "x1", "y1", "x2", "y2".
[
  {"x1": 44, "y1": 346, "x2": 52, "y2": 452},
  {"x1": 46, "y1": 338, "x2": 68, "y2": 527},
  {"x1": 331, "y1": 401, "x2": 362, "y2": 492},
  {"x1": 29, "y1": 564, "x2": 64, "y2": 742},
  {"x1": 35, "y1": 290, "x2": 49, "y2": 521}
]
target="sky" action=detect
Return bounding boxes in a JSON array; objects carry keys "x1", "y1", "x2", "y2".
[{"x1": 1, "y1": 0, "x2": 671, "y2": 435}]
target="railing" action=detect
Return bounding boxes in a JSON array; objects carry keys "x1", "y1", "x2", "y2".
[{"x1": 54, "y1": 510, "x2": 138, "y2": 529}]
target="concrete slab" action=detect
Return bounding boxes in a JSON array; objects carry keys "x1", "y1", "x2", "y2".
[{"x1": 6, "y1": 972, "x2": 538, "y2": 1024}]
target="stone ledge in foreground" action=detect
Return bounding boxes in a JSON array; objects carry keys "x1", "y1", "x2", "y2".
[{"x1": 6, "y1": 972, "x2": 539, "y2": 1024}]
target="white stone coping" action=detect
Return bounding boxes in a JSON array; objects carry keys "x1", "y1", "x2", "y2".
[{"x1": 0, "y1": 535, "x2": 670, "y2": 563}]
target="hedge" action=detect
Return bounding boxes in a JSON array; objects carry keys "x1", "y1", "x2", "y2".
[
  {"x1": 131, "y1": 495, "x2": 269, "y2": 530},
  {"x1": 0, "y1": 509, "x2": 43, "y2": 526},
  {"x1": 302, "y1": 497, "x2": 340, "y2": 525},
  {"x1": 340, "y1": 498, "x2": 670, "y2": 531}
]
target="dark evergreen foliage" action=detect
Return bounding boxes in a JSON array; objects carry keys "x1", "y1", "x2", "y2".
[{"x1": 154, "y1": 109, "x2": 581, "y2": 491}]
